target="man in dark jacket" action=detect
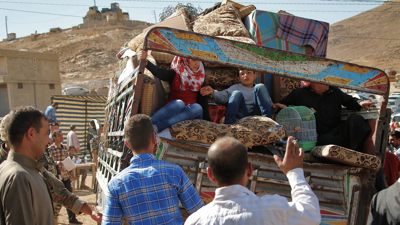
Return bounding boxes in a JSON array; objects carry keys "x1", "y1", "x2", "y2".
[{"x1": 274, "y1": 83, "x2": 374, "y2": 151}]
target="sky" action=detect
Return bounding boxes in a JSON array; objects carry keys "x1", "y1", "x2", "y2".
[{"x1": 0, "y1": 0, "x2": 388, "y2": 41}]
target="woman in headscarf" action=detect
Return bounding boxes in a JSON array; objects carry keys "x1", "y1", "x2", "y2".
[{"x1": 137, "y1": 49, "x2": 210, "y2": 132}]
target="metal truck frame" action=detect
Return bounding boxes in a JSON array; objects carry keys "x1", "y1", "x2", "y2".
[{"x1": 96, "y1": 27, "x2": 390, "y2": 225}]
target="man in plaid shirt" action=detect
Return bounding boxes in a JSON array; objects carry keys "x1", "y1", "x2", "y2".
[
  {"x1": 50, "y1": 130, "x2": 81, "y2": 224},
  {"x1": 102, "y1": 114, "x2": 205, "y2": 224}
]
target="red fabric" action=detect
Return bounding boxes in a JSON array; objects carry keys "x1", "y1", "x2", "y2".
[
  {"x1": 170, "y1": 56, "x2": 205, "y2": 91},
  {"x1": 208, "y1": 105, "x2": 226, "y2": 123},
  {"x1": 166, "y1": 74, "x2": 198, "y2": 106},
  {"x1": 384, "y1": 151, "x2": 400, "y2": 186}
]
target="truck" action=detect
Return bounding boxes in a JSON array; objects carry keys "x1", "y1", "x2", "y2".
[{"x1": 95, "y1": 23, "x2": 390, "y2": 225}]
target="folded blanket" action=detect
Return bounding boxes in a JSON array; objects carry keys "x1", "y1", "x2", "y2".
[{"x1": 276, "y1": 14, "x2": 329, "y2": 57}]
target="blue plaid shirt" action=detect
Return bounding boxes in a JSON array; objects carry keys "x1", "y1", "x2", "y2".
[{"x1": 102, "y1": 153, "x2": 204, "y2": 225}]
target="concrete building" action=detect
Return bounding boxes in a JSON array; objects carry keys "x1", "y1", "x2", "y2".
[
  {"x1": 0, "y1": 49, "x2": 61, "y2": 117},
  {"x1": 83, "y1": 3, "x2": 128, "y2": 24},
  {"x1": 80, "y1": 3, "x2": 149, "y2": 29}
]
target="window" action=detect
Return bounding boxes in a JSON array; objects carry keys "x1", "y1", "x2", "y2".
[
  {"x1": 18, "y1": 83, "x2": 23, "y2": 89},
  {"x1": 49, "y1": 84, "x2": 55, "y2": 89}
]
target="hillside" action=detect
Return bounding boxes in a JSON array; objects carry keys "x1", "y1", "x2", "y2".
[
  {"x1": 0, "y1": 27, "x2": 144, "y2": 91},
  {"x1": 327, "y1": 0, "x2": 400, "y2": 72}
]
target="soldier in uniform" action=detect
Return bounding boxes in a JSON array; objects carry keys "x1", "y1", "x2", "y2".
[
  {"x1": 90, "y1": 124, "x2": 103, "y2": 168},
  {"x1": 0, "y1": 113, "x2": 102, "y2": 224},
  {"x1": 87, "y1": 121, "x2": 97, "y2": 155}
]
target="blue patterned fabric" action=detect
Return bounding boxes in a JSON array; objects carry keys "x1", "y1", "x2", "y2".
[{"x1": 102, "y1": 153, "x2": 204, "y2": 225}]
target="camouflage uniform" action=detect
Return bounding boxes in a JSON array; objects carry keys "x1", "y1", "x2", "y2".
[
  {"x1": 90, "y1": 135, "x2": 100, "y2": 153},
  {"x1": 87, "y1": 128, "x2": 96, "y2": 153},
  {"x1": 38, "y1": 147, "x2": 58, "y2": 177},
  {"x1": 0, "y1": 144, "x2": 86, "y2": 219},
  {"x1": 41, "y1": 167, "x2": 85, "y2": 219}
]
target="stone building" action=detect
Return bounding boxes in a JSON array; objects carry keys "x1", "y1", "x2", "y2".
[
  {"x1": 80, "y1": 3, "x2": 149, "y2": 29},
  {"x1": 83, "y1": 3, "x2": 128, "y2": 24},
  {"x1": 0, "y1": 49, "x2": 61, "y2": 117}
]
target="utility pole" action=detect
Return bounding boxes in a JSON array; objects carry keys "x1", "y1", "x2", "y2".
[
  {"x1": 5, "y1": 16, "x2": 8, "y2": 39},
  {"x1": 152, "y1": 10, "x2": 157, "y2": 23},
  {"x1": 94, "y1": 0, "x2": 97, "y2": 21}
]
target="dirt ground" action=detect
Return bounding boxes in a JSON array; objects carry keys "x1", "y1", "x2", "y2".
[{"x1": 57, "y1": 171, "x2": 98, "y2": 225}]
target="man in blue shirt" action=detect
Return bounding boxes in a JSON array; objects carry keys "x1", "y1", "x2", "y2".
[
  {"x1": 45, "y1": 102, "x2": 59, "y2": 124},
  {"x1": 102, "y1": 114, "x2": 204, "y2": 224}
]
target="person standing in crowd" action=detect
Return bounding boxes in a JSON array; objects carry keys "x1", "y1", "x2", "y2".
[
  {"x1": 50, "y1": 130, "x2": 82, "y2": 225},
  {"x1": 0, "y1": 106, "x2": 55, "y2": 224},
  {"x1": 68, "y1": 146, "x2": 89, "y2": 189},
  {"x1": 90, "y1": 124, "x2": 103, "y2": 168},
  {"x1": 67, "y1": 125, "x2": 80, "y2": 153},
  {"x1": 383, "y1": 142, "x2": 400, "y2": 187},
  {"x1": 49, "y1": 121, "x2": 60, "y2": 144},
  {"x1": 50, "y1": 121, "x2": 60, "y2": 133},
  {"x1": 367, "y1": 178, "x2": 400, "y2": 225},
  {"x1": 389, "y1": 131, "x2": 400, "y2": 158},
  {"x1": 87, "y1": 121, "x2": 96, "y2": 155},
  {"x1": 0, "y1": 111, "x2": 102, "y2": 224},
  {"x1": 185, "y1": 136, "x2": 321, "y2": 225},
  {"x1": 45, "y1": 102, "x2": 59, "y2": 124},
  {"x1": 102, "y1": 114, "x2": 204, "y2": 224}
]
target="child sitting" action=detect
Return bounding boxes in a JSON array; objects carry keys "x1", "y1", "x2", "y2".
[
  {"x1": 200, "y1": 69, "x2": 272, "y2": 124},
  {"x1": 137, "y1": 49, "x2": 210, "y2": 132}
]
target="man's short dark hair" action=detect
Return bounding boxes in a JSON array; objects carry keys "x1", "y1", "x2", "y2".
[
  {"x1": 51, "y1": 130, "x2": 62, "y2": 142},
  {"x1": 390, "y1": 131, "x2": 400, "y2": 139},
  {"x1": 5, "y1": 106, "x2": 46, "y2": 147},
  {"x1": 52, "y1": 102, "x2": 58, "y2": 106},
  {"x1": 207, "y1": 137, "x2": 248, "y2": 185},
  {"x1": 124, "y1": 114, "x2": 154, "y2": 152},
  {"x1": 69, "y1": 146, "x2": 75, "y2": 150},
  {"x1": 70, "y1": 125, "x2": 76, "y2": 130}
]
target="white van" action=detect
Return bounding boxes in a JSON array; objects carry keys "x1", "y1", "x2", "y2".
[{"x1": 63, "y1": 86, "x2": 89, "y2": 95}]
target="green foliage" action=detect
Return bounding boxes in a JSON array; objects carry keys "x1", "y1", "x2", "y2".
[{"x1": 159, "y1": 3, "x2": 203, "y2": 22}]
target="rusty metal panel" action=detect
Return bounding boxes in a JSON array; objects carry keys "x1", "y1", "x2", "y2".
[{"x1": 143, "y1": 27, "x2": 389, "y2": 95}]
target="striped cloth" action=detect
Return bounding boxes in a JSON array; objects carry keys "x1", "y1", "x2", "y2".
[
  {"x1": 51, "y1": 95, "x2": 106, "y2": 162},
  {"x1": 276, "y1": 13, "x2": 329, "y2": 58}
]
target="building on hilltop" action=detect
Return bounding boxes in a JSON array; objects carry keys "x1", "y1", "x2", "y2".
[
  {"x1": 83, "y1": 3, "x2": 128, "y2": 24},
  {"x1": 80, "y1": 2, "x2": 149, "y2": 29},
  {"x1": 0, "y1": 49, "x2": 61, "y2": 117}
]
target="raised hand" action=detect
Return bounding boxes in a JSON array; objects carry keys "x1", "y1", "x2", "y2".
[{"x1": 273, "y1": 136, "x2": 304, "y2": 174}]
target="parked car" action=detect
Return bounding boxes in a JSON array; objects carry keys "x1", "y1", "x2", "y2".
[
  {"x1": 63, "y1": 86, "x2": 89, "y2": 95},
  {"x1": 388, "y1": 99, "x2": 398, "y2": 112},
  {"x1": 389, "y1": 95, "x2": 400, "y2": 106}
]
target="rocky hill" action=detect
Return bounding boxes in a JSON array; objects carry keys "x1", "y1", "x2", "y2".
[
  {"x1": 327, "y1": 0, "x2": 400, "y2": 72},
  {"x1": 0, "y1": 27, "x2": 144, "y2": 92}
]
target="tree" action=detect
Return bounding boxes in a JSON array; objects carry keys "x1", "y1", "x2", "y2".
[{"x1": 159, "y1": 3, "x2": 203, "y2": 22}]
